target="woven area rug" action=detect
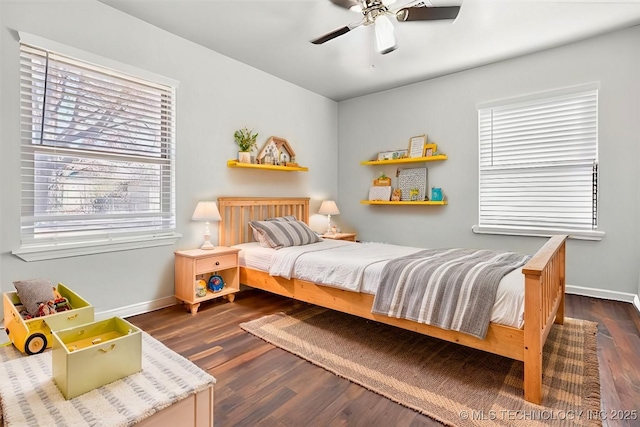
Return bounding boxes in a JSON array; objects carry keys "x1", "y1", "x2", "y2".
[
  {"x1": 0, "y1": 332, "x2": 216, "y2": 426},
  {"x1": 241, "y1": 306, "x2": 601, "y2": 427}
]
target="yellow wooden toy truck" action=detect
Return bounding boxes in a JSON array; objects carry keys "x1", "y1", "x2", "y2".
[{"x1": 3, "y1": 283, "x2": 93, "y2": 355}]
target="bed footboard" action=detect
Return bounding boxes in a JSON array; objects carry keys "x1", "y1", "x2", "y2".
[{"x1": 522, "y1": 234, "x2": 567, "y2": 404}]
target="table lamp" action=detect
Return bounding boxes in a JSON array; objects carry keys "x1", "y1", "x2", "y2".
[
  {"x1": 192, "y1": 201, "x2": 221, "y2": 250},
  {"x1": 318, "y1": 200, "x2": 340, "y2": 234}
]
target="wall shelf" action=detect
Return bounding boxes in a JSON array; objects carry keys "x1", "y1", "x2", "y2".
[
  {"x1": 360, "y1": 155, "x2": 447, "y2": 166},
  {"x1": 227, "y1": 160, "x2": 308, "y2": 172},
  {"x1": 360, "y1": 200, "x2": 447, "y2": 205},
  {"x1": 361, "y1": 153, "x2": 447, "y2": 205}
]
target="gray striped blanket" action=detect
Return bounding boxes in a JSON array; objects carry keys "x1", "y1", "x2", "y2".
[{"x1": 372, "y1": 248, "x2": 531, "y2": 339}]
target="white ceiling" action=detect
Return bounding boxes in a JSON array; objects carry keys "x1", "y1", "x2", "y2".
[{"x1": 98, "y1": 0, "x2": 640, "y2": 101}]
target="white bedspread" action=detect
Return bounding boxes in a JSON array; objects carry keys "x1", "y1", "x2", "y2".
[
  {"x1": 234, "y1": 241, "x2": 525, "y2": 328},
  {"x1": 270, "y1": 240, "x2": 423, "y2": 292}
]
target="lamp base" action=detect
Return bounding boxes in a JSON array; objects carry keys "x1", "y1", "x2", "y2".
[{"x1": 200, "y1": 240, "x2": 215, "y2": 250}]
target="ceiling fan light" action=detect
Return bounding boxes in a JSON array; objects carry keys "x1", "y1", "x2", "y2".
[
  {"x1": 374, "y1": 14, "x2": 397, "y2": 54},
  {"x1": 381, "y1": 0, "x2": 397, "y2": 6}
]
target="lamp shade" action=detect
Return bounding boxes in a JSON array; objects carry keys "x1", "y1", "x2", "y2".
[
  {"x1": 192, "y1": 201, "x2": 221, "y2": 222},
  {"x1": 318, "y1": 200, "x2": 340, "y2": 216}
]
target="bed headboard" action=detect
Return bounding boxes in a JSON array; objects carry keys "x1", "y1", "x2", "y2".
[{"x1": 218, "y1": 197, "x2": 310, "y2": 246}]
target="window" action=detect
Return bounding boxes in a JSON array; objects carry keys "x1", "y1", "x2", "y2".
[
  {"x1": 15, "y1": 37, "x2": 179, "y2": 261},
  {"x1": 474, "y1": 84, "x2": 604, "y2": 240}
]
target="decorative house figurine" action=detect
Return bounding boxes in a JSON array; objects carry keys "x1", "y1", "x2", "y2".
[{"x1": 257, "y1": 136, "x2": 296, "y2": 166}]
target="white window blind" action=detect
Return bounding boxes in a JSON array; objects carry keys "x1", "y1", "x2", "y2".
[
  {"x1": 18, "y1": 43, "x2": 177, "y2": 251},
  {"x1": 476, "y1": 86, "x2": 602, "y2": 239}
]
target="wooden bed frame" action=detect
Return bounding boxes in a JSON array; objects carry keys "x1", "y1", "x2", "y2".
[{"x1": 218, "y1": 197, "x2": 567, "y2": 404}]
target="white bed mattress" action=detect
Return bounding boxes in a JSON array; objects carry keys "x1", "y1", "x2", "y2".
[{"x1": 234, "y1": 241, "x2": 525, "y2": 329}]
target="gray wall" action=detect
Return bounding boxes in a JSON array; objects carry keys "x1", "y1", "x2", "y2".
[
  {"x1": 338, "y1": 25, "x2": 640, "y2": 298},
  {"x1": 0, "y1": 0, "x2": 338, "y2": 317}
]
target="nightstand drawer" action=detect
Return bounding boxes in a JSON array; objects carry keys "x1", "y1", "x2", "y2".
[{"x1": 195, "y1": 254, "x2": 237, "y2": 274}]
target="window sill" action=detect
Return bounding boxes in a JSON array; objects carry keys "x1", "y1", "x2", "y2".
[
  {"x1": 12, "y1": 233, "x2": 182, "y2": 262},
  {"x1": 471, "y1": 225, "x2": 604, "y2": 241}
]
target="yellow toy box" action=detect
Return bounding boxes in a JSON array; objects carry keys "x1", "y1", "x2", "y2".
[
  {"x1": 3, "y1": 283, "x2": 94, "y2": 355},
  {"x1": 52, "y1": 317, "x2": 142, "y2": 399}
]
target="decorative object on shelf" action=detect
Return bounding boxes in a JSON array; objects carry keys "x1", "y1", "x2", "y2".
[
  {"x1": 234, "y1": 127, "x2": 259, "y2": 164},
  {"x1": 373, "y1": 172, "x2": 391, "y2": 186},
  {"x1": 191, "y1": 201, "x2": 221, "y2": 250},
  {"x1": 207, "y1": 275, "x2": 224, "y2": 293},
  {"x1": 195, "y1": 280, "x2": 207, "y2": 298},
  {"x1": 257, "y1": 136, "x2": 296, "y2": 166},
  {"x1": 431, "y1": 187, "x2": 443, "y2": 201},
  {"x1": 424, "y1": 143, "x2": 437, "y2": 157},
  {"x1": 398, "y1": 167, "x2": 427, "y2": 201},
  {"x1": 369, "y1": 186, "x2": 392, "y2": 201},
  {"x1": 409, "y1": 134, "x2": 427, "y2": 158},
  {"x1": 377, "y1": 149, "x2": 407, "y2": 161},
  {"x1": 391, "y1": 188, "x2": 402, "y2": 201},
  {"x1": 318, "y1": 200, "x2": 340, "y2": 234}
]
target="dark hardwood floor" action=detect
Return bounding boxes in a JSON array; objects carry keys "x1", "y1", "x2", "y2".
[{"x1": 127, "y1": 291, "x2": 640, "y2": 427}]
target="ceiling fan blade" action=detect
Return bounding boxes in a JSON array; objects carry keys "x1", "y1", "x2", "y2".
[
  {"x1": 311, "y1": 22, "x2": 363, "y2": 45},
  {"x1": 329, "y1": 0, "x2": 361, "y2": 10},
  {"x1": 396, "y1": 6, "x2": 460, "y2": 22}
]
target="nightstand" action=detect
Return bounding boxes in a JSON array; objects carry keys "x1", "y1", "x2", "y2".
[
  {"x1": 322, "y1": 232, "x2": 357, "y2": 242},
  {"x1": 174, "y1": 247, "x2": 240, "y2": 315}
]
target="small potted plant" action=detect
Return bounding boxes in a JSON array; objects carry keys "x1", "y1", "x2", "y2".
[{"x1": 234, "y1": 127, "x2": 258, "y2": 163}]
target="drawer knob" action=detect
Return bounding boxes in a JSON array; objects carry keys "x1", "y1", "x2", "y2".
[
  {"x1": 215, "y1": 261, "x2": 220, "y2": 266},
  {"x1": 67, "y1": 314, "x2": 78, "y2": 320}
]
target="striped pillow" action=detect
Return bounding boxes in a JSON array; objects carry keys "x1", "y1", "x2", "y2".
[
  {"x1": 250, "y1": 216, "x2": 297, "y2": 242},
  {"x1": 267, "y1": 215, "x2": 296, "y2": 222},
  {"x1": 249, "y1": 220, "x2": 321, "y2": 249}
]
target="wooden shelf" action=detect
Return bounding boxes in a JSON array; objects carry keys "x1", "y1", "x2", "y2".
[
  {"x1": 227, "y1": 160, "x2": 308, "y2": 171},
  {"x1": 360, "y1": 155, "x2": 447, "y2": 166},
  {"x1": 193, "y1": 286, "x2": 239, "y2": 303},
  {"x1": 360, "y1": 200, "x2": 447, "y2": 205}
]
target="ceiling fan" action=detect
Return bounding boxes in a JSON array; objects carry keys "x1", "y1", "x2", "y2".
[{"x1": 311, "y1": 0, "x2": 460, "y2": 55}]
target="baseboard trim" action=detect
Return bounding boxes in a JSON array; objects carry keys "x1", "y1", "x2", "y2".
[
  {"x1": 634, "y1": 294, "x2": 640, "y2": 315},
  {"x1": 566, "y1": 284, "x2": 637, "y2": 304},
  {"x1": 95, "y1": 296, "x2": 177, "y2": 321}
]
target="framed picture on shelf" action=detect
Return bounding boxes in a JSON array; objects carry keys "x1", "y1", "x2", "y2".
[
  {"x1": 377, "y1": 151, "x2": 392, "y2": 161},
  {"x1": 424, "y1": 143, "x2": 437, "y2": 157},
  {"x1": 408, "y1": 134, "x2": 427, "y2": 158},
  {"x1": 377, "y1": 149, "x2": 408, "y2": 161},
  {"x1": 398, "y1": 167, "x2": 427, "y2": 201}
]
